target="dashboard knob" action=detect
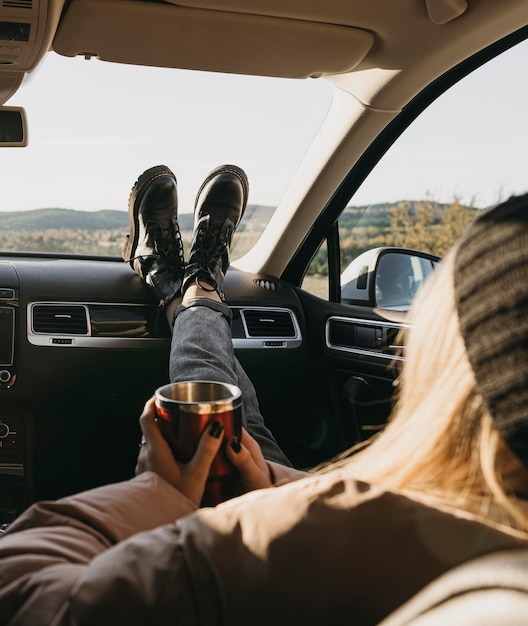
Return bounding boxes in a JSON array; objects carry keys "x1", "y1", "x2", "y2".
[
  {"x1": 0, "y1": 370, "x2": 11, "y2": 383},
  {"x1": 0, "y1": 422, "x2": 9, "y2": 438}
]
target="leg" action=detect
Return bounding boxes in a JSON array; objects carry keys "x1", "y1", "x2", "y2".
[
  {"x1": 123, "y1": 164, "x2": 291, "y2": 466},
  {"x1": 169, "y1": 296, "x2": 291, "y2": 466}
]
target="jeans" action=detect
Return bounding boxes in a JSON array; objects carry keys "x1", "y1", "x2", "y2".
[{"x1": 170, "y1": 297, "x2": 291, "y2": 466}]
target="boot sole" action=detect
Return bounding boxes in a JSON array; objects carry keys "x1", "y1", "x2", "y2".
[{"x1": 122, "y1": 164, "x2": 177, "y2": 263}]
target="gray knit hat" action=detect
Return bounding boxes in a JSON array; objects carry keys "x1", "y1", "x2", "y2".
[{"x1": 454, "y1": 193, "x2": 528, "y2": 467}]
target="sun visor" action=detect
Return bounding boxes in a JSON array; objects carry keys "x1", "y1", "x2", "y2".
[{"x1": 52, "y1": 0, "x2": 374, "y2": 78}]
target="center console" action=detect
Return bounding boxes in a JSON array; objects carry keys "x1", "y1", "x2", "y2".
[{"x1": 0, "y1": 263, "x2": 28, "y2": 526}]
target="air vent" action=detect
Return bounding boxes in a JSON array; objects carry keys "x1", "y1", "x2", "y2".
[
  {"x1": 32, "y1": 305, "x2": 88, "y2": 335},
  {"x1": 243, "y1": 309, "x2": 295, "y2": 338},
  {"x1": 2, "y1": 0, "x2": 32, "y2": 8}
]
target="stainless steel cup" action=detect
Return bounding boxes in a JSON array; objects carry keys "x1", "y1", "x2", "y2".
[{"x1": 154, "y1": 380, "x2": 242, "y2": 505}]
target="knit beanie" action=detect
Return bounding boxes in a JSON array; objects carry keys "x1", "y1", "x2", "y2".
[{"x1": 454, "y1": 193, "x2": 528, "y2": 467}]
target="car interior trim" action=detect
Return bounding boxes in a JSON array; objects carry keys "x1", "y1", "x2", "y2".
[
  {"x1": 27, "y1": 301, "x2": 170, "y2": 348},
  {"x1": 326, "y1": 315, "x2": 411, "y2": 362},
  {"x1": 0, "y1": 0, "x2": 64, "y2": 94},
  {"x1": 25, "y1": 301, "x2": 302, "y2": 349}
]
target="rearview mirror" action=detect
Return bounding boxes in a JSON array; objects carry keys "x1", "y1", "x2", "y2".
[
  {"x1": 0, "y1": 106, "x2": 28, "y2": 147},
  {"x1": 341, "y1": 247, "x2": 440, "y2": 311}
]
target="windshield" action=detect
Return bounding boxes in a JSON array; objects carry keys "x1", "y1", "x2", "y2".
[{"x1": 0, "y1": 52, "x2": 332, "y2": 257}]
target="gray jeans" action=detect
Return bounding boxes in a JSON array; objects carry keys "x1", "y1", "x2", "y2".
[{"x1": 170, "y1": 297, "x2": 291, "y2": 466}]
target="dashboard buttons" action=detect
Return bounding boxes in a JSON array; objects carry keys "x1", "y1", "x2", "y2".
[{"x1": 0, "y1": 419, "x2": 18, "y2": 452}]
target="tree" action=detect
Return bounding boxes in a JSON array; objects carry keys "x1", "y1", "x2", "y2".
[{"x1": 386, "y1": 198, "x2": 478, "y2": 256}]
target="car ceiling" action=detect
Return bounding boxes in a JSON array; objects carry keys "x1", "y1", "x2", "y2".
[{"x1": 1, "y1": 0, "x2": 527, "y2": 107}]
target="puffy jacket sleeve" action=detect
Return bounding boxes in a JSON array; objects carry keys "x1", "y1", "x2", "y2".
[{"x1": 0, "y1": 472, "x2": 198, "y2": 626}]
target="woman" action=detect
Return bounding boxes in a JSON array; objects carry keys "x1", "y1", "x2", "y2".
[{"x1": 0, "y1": 168, "x2": 527, "y2": 626}]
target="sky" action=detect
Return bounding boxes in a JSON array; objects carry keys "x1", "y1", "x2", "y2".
[
  {"x1": 2, "y1": 53, "x2": 332, "y2": 213},
  {"x1": 1, "y1": 36, "x2": 527, "y2": 213},
  {"x1": 353, "y1": 37, "x2": 528, "y2": 209}
]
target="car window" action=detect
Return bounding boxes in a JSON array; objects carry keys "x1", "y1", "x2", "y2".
[
  {"x1": 0, "y1": 53, "x2": 332, "y2": 257},
  {"x1": 303, "y1": 38, "x2": 528, "y2": 301}
]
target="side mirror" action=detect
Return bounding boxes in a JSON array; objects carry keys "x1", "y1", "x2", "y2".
[
  {"x1": 0, "y1": 106, "x2": 28, "y2": 147},
  {"x1": 341, "y1": 247, "x2": 440, "y2": 311}
]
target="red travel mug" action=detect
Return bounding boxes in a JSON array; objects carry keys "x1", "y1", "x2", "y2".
[{"x1": 154, "y1": 380, "x2": 242, "y2": 506}]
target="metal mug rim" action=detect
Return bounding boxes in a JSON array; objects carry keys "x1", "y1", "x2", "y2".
[{"x1": 154, "y1": 380, "x2": 242, "y2": 415}]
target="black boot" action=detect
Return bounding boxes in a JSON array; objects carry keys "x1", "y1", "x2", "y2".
[
  {"x1": 182, "y1": 165, "x2": 248, "y2": 300},
  {"x1": 122, "y1": 165, "x2": 184, "y2": 307}
]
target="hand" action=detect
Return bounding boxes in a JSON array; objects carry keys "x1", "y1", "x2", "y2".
[
  {"x1": 135, "y1": 397, "x2": 224, "y2": 507},
  {"x1": 226, "y1": 428, "x2": 273, "y2": 492}
]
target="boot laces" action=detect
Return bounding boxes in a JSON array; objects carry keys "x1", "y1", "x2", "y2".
[
  {"x1": 193, "y1": 220, "x2": 232, "y2": 270},
  {"x1": 151, "y1": 220, "x2": 183, "y2": 265}
]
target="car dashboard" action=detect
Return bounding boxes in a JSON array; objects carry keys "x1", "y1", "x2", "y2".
[{"x1": 0, "y1": 255, "x2": 307, "y2": 521}]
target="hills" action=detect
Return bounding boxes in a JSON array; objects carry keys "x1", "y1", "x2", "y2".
[
  {"x1": 0, "y1": 201, "x2": 478, "y2": 261},
  {"x1": 0, "y1": 205, "x2": 275, "y2": 232},
  {"x1": 0, "y1": 208, "x2": 190, "y2": 231}
]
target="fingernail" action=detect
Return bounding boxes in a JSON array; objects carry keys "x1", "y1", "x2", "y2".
[
  {"x1": 209, "y1": 421, "x2": 224, "y2": 438},
  {"x1": 231, "y1": 437, "x2": 241, "y2": 453}
]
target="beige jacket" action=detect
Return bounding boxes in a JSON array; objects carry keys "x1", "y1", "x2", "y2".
[{"x1": 0, "y1": 466, "x2": 525, "y2": 626}]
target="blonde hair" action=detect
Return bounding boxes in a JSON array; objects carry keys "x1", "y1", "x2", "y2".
[{"x1": 334, "y1": 246, "x2": 528, "y2": 534}]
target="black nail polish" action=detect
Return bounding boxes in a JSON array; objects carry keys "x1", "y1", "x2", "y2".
[
  {"x1": 231, "y1": 437, "x2": 241, "y2": 453},
  {"x1": 209, "y1": 421, "x2": 224, "y2": 438}
]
